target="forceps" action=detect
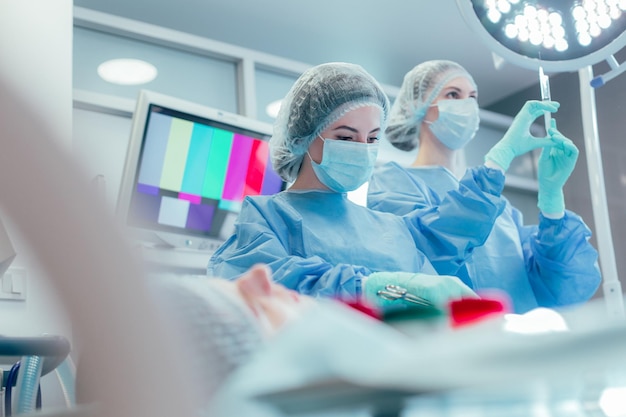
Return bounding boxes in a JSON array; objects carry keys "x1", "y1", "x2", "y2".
[{"x1": 377, "y1": 284, "x2": 435, "y2": 308}]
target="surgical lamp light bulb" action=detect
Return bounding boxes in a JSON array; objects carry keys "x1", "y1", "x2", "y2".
[
  {"x1": 599, "y1": 14, "x2": 613, "y2": 28},
  {"x1": 576, "y1": 19, "x2": 590, "y2": 32},
  {"x1": 552, "y1": 24, "x2": 565, "y2": 38},
  {"x1": 497, "y1": 0, "x2": 511, "y2": 14},
  {"x1": 573, "y1": 5, "x2": 587, "y2": 20},
  {"x1": 610, "y1": 6, "x2": 622, "y2": 19},
  {"x1": 505, "y1": 23, "x2": 518, "y2": 38},
  {"x1": 530, "y1": 31, "x2": 544, "y2": 45},
  {"x1": 487, "y1": 8, "x2": 502, "y2": 23},
  {"x1": 524, "y1": 4, "x2": 538, "y2": 19},
  {"x1": 579, "y1": 32, "x2": 593, "y2": 45},
  {"x1": 590, "y1": 23, "x2": 602, "y2": 36},
  {"x1": 543, "y1": 35, "x2": 556, "y2": 49},
  {"x1": 518, "y1": 27, "x2": 530, "y2": 42},
  {"x1": 598, "y1": 3, "x2": 609, "y2": 15},
  {"x1": 555, "y1": 38, "x2": 569, "y2": 51},
  {"x1": 549, "y1": 11, "x2": 562, "y2": 26}
]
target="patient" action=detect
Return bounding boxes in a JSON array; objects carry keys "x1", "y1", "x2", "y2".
[
  {"x1": 76, "y1": 264, "x2": 315, "y2": 411},
  {"x1": 152, "y1": 264, "x2": 316, "y2": 408},
  {"x1": 156, "y1": 265, "x2": 422, "y2": 417}
]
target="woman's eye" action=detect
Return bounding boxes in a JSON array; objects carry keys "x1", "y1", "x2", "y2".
[
  {"x1": 337, "y1": 136, "x2": 354, "y2": 141},
  {"x1": 368, "y1": 137, "x2": 379, "y2": 144},
  {"x1": 446, "y1": 91, "x2": 460, "y2": 99}
]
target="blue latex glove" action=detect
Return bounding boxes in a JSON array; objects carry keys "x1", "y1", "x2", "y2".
[
  {"x1": 363, "y1": 271, "x2": 478, "y2": 309},
  {"x1": 484, "y1": 100, "x2": 559, "y2": 171},
  {"x1": 537, "y1": 120, "x2": 579, "y2": 215}
]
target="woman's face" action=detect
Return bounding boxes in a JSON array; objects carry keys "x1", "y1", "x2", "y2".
[
  {"x1": 308, "y1": 105, "x2": 382, "y2": 164},
  {"x1": 211, "y1": 264, "x2": 315, "y2": 336},
  {"x1": 423, "y1": 75, "x2": 478, "y2": 124}
]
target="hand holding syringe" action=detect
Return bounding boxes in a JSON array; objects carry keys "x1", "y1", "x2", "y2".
[{"x1": 484, "y1": 99, "x2": 559, "y2": 172}]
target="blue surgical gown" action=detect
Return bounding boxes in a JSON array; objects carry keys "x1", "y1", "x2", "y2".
[
  {"x1": 367, "y1": 161, "x2": 601, "y2": 313},
  {"x1": 209, "y1": 182, "x2": 506, "y2": 300}
]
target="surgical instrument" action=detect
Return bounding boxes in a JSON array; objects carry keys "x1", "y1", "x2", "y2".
[{"x1": 377, "y1": 284, "x2": 435, "y2": 308}]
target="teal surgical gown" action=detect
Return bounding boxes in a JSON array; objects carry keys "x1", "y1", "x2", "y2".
[
  {"x1": 209, "y1": 179, "x2": 506, "y2": 300},
  {"x1": 367, "y1": 161, "x2": 601, "y2": 313}
]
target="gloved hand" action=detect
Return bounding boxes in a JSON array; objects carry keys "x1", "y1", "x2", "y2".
[
  {"x1": 363, "y1": 271, "x2": 478, "y2": 309},
  {"x1": 537, "y1": 119, "x2": 579, "y2": 215},
  {"x1": 484, "y1": 100, "x2": 559, "y2": 171}
]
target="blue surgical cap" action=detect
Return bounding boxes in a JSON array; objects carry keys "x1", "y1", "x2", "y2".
[
  {"x1": 386, "y1": 60, "x2": 477, "y2": 151},
  {"x1": 270, "y1": 62, "x2": 390, "y2": 183}
]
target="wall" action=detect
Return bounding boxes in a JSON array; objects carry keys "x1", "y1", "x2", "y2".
[{"x1": 485, "y1": 50, "x2": 626, "y2": 298}]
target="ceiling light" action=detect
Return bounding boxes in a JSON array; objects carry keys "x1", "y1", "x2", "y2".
[
  {"x1": 97, "y1": 59, "x2": 158, "y2": 85},
  {"x1": 265, "y1": 99, "x2": 282, "y2": 119}
]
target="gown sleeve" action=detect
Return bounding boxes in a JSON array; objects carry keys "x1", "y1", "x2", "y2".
[
  {"x1": 518, "y1": 209, "x2": 602, "y2": 306},
  {"x1": 393, "y1": 166, "x2": 507, "y2": 276},
  {"x1": 368, "y1": 163, "x2": 436, "y2": 215},
  {"x1": 208, "y1": 196, "x2": 371, "y2": 301}
]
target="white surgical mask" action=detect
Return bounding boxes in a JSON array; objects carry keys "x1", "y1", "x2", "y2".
[
  {"x1": 309, "y1": 136, "x2": 379, "y2": 193},
  {"x1": 425, "y1": 98, "x2": 480, "y2": 150}
]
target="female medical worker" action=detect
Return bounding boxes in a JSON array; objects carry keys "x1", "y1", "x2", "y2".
[
  {"x1": 208, "y1": 62, "x2": 506, "y2": 308},
  {"x1": 367, "y1": 60, "x2": 601, "y2": 313}
]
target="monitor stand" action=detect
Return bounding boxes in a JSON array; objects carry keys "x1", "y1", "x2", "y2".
[
  {"x1": 132, "y1": 232, "x2": 224, "y2": 276},
  {"x1": 139, "y1": 245, "x2": 215, "y2": 275}
]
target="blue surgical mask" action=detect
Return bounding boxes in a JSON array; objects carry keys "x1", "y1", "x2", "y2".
[
  {"x1": 309, "y1": 137, "x2": 379, "y2": 193},
  {"x1": 425, "y1": 98, "x2": 480, "y2": 150}
]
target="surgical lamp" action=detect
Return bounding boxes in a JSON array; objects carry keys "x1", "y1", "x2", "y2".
[
  {"x1": 457, "y1": 0, "x2": 626, "y2": 319},
  {"x1": 456, "y1": 0, "x2": 626, "y2": 78}
]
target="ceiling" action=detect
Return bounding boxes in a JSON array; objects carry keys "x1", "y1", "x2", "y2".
[{"x1": 73, "y1": 0, "x2": 547, "y2": 108}]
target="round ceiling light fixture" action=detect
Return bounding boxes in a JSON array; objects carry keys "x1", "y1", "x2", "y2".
[
  {"x1": 456, "y1": 0, "x2": 626, "y2": 74},
  {"x1": 97, "y1": 58, "x2": 158, "y2": 85},
  {"x1": 265, "y1": 99, "x2": 283, "y2": 119}
]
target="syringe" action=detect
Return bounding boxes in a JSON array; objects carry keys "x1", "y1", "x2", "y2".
[{"x1": 539, "y1": 66, "x2": 551, "y2": 132}]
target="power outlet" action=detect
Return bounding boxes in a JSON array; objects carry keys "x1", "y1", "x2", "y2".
[{"x1": 0, "y1": 266, "x2": 26, "y2": 301}]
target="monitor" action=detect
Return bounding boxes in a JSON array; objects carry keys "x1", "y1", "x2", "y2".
[{"x1": 116, "y1": 90, "x2": 284, "y2": 252}]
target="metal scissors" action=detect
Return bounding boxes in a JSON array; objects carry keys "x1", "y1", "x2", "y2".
[{"x1": 377, "y1": 284, "x2": 435, "y2": 308}]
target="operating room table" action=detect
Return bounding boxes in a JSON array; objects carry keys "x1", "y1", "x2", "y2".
[{"x1": 243, "y1": 298, "x2": 626, "y2": 417}]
